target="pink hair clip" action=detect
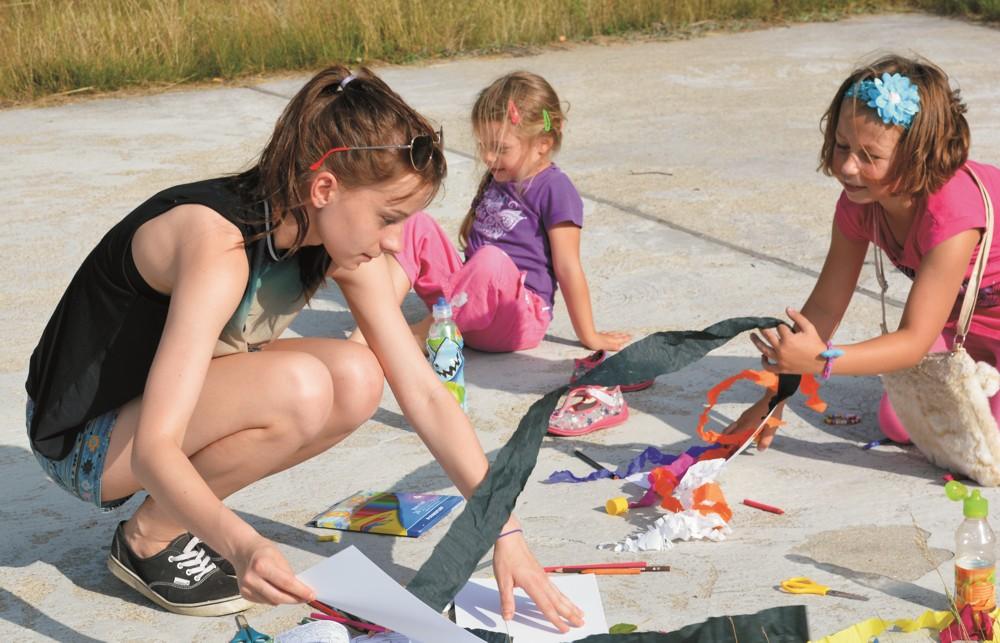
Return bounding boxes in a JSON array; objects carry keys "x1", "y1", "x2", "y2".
[{"x1": 507, "y1": 99, "x2": 521, "y2": 125}]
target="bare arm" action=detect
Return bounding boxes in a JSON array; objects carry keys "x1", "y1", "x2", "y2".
[
  {"x1": 548, "y1": 222, "x2": 630, "y2": 351},
  {"x1": 755, "y1": 228, "x2": 980, "y2": 376},
  {"x1": 332, "y1": 255, "x2": 583, "y2": 631},
  {"x1": 726, "y1": 220, "x2": 867, "y2": 446},
  {"x1": 796, "y1": 221, "x2": 871, "y2": 342},
  {"x1": 334, "y1": 255, "x2": 488, "y2": 496}
]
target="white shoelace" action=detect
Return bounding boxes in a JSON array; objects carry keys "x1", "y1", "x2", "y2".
[{"x1": 167, "y1": 536, "x2": 218, "y2": 583}]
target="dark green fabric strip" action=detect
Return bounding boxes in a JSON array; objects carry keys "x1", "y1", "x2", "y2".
[
  {"x1": 575, "y1": 605, "x2": 809, "y2": 642},
  {"x1": 469, "y1": 628, "x2": 510, "y2": 642},
  {"x1": 407, "y1": 316, "x2": 785, "y2": 612}
]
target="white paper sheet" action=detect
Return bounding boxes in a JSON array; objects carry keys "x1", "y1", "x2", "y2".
[
  {"x1": 454, "y1": 574, "x2": 609, "y2": 642},
  {"x1": 297, "y1": 546, "x2": 482, "y2": 643}
]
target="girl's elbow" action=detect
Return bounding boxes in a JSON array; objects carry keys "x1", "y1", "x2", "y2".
[{"x1": 553, "y1": 264, "x2": 584, "y2": 286}]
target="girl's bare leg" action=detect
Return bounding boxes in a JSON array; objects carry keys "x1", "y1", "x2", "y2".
[{"x1": 101, "y1": 339, "x2": 383, "y2": 556}]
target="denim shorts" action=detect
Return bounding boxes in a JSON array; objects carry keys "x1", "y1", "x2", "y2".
[{"x1": 26, "y1": 400, "x2": 131, "y2": 511}]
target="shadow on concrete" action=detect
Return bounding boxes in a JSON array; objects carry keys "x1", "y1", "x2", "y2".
[
  {"x1": 785, "y1": 553, "x2": 949, "y2": 610},
  {"x1": 244, "y1": 443, "x2": 510, "y2": 584},
  {"x1": 0, "y1": 445, "x2": 150, "y2": 637},
  {"x1": 535, "y1": 355, "x2": 942, "y2": 483},
  {"x1": 0, "y1": 587, "x2": 104, "y2": 643}
]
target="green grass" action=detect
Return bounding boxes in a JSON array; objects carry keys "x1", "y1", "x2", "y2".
[{"x1": 0, "y1": 0, "x2": 992, "y2": 105}]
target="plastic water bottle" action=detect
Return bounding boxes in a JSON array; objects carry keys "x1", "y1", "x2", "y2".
[
  {"x1": 946, "y1": 480, "x2": 996, "y2": 613},
  {"x1": 426, "y1": 296, "x2": 466, "y2": 411}
]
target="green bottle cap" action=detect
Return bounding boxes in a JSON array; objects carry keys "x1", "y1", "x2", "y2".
[{"x1": 946, "y1": 481, "x2": 989, "y2": 518}]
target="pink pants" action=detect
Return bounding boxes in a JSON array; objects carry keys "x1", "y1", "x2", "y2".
[
  {"x1": 879, "y1": 330, "x2": 1000, "y2": 442},
  {"x1": 392, "y1": 211, "x2": 551, "y2": 353}
]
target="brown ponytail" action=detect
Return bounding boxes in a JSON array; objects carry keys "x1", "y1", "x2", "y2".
[{"x1": 458, "y1": 170, "x2": 493, "y2": 252}]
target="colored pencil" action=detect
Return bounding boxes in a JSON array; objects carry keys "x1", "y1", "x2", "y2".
[
  {"x1": 309, "y1": 601, "x2": 387, "y2": 633},
  {"x1": 862, "y1": 437, "x2": 891, "y2": 450},
  {"x1": 310, "y1": 612, "x2": 388, "y2": 633},
  {"x1": 578, "y1": 565, "x2": 670, "y2": 574},
  {"x1": 544, "y1": 561, "x2": 647, "y2": 573},
  {"x1": 742, "y1": 498, "x2": 784, "y2": 515},
  {"x1": 573, "y1": 449, "x2": 619, "y2": 479}
]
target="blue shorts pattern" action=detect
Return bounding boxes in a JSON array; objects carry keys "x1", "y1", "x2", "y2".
[{"x1": 26, "y1": 400, "x2": 131, "y2": 511}]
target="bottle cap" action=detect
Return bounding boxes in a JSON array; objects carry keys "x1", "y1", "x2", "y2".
[
  {"x1": 946, "y1": 480, "x2": 989, "y2": 518},
  {"x1": 605, "y1": 497, "x2": 629, "y2": 516},
  {"x1": 432, "y1": 296, "x2": 452, "y2": 319}
]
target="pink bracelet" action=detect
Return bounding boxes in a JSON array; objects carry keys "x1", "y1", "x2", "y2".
[{"x1": 497, "y1": 528, "x2": 523, "y2": 540}]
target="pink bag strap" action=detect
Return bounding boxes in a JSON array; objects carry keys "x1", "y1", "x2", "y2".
[{"x1": 874, "y1": 165, "x2": 994, "y2": 349}]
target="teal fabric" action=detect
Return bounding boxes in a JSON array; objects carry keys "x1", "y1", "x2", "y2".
[{"x1": 407, "y1": 316, "x2": 787, "y2": 610}]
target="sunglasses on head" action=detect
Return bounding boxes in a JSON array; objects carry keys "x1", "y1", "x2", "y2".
[{"x1": 309, "y1": 127, "x2": 444, "y2": 173}]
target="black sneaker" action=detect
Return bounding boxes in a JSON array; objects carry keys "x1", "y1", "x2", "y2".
[
  {"x1": 196, "y1": 538, "x2": 236, "y2": 576},
  {"x1": 107, "y1": 521, "x2": 251, "y2": 617}
]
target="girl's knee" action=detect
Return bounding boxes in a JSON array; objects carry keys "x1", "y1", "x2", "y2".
[
  {"x1": 330, "y1": 344, "x2": 384, "y2": 427},
  {"x1": 466, "y1": 244, "x2": 511, "y2": 271},
  {"x1": 274, "y1": 353, "x2": 335, "y2": 439},
  {"x1": 878, "y1": 391, "x2": 911, "y2": 443}
]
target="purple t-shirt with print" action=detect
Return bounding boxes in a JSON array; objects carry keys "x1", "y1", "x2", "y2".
[{"x1": 466, "y1": 164, "x2": 584, "y2": 309}]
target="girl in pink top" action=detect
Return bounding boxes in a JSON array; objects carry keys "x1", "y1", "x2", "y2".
[
  {"x1": 353, "y1": 71, "x2": 630, "y2": 353},
  {"x1": 729, "y1": 54, "x2": 1000, "y2": 447}
]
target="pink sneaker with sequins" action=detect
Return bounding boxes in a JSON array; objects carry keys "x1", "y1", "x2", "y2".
[{"x1": 548, "y1": 385, "x2": 630, "y2": 436}]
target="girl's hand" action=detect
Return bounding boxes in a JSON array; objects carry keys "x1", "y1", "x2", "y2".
[
  {"x1": 583, "y1": 330, "x2": 631, "y2": 352},
  {"x1": 723, "y1": 395, "x2": 784, "y2": 451},
  {"x1": 234, "y1": 536, "x2": 316, "y2": 605},
  {"x1": 750, "y1": 309, "x2": 826, "y2": 375},
  {"x1": 492, "y1": 532, "x2": 584, "y2": 633}
]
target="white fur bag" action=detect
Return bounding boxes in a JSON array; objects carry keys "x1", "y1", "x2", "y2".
[
  {"x1": 877, "y1": 167, "x2": 1000, "y2": 486},
  {"x1": 883, "y1": 350, "x2": 1000, "y2": 485}
]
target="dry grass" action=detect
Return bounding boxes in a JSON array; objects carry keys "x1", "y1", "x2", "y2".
[
  {"x1": 0, "y1": 0, "x2": 913, "y2": 105},
  {"x1": 1, "y1": 0, "x2": 995, "y2": 105}
]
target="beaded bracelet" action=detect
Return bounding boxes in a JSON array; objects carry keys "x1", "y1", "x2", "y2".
[
  {"x1": 819, "y1": 341, "x2": 845, "y2": 381},
  {"x1": 497, "y1": 528, "x2": 523, "y2": 540}
]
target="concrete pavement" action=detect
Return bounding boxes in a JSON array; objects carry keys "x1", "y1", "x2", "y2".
[{"x1": 3, "y1": 12, "x2": 1000, "y2": 641}]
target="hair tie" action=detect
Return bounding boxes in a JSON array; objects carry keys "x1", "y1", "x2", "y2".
[
  {"x1": 507, "y1": 99, "x2": 521, "y2": 125},
  {"x1": 542, "y1": 109, "x2": 552, "y2": 132},
  {"x1": 339, "y1": 74, "x2": 357, "y2": 91}
]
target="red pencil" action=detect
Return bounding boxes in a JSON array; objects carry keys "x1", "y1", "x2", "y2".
[
  {"x1": 309, "y1": 600, "x2": 388, "y2": 633},
  {"x1": 742, "y1": 498, "x2": 784, "y2": 515},
  {"x1": 310, "y1": 612, "x2": 388, "y2": 633}
]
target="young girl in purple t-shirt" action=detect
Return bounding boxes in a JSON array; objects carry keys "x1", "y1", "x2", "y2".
[
  {"x1": 354, "y1": 71, "x2": 630, "y2": 353},
  {"x1": 728, "y1": 54, "x2": 1000, "y2": 448}
]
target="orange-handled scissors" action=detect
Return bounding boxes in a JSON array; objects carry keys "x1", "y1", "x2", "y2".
[{"x1": 779, "y1": 577, "x2": 868, "y2": 601}]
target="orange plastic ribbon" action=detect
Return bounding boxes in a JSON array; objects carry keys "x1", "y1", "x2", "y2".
[
  {"x1": 696, "y1": 370, "x2": 826, "y2": 446},
  {"x1": 646, "y1": 370, "x2": 825, "y2": 510},
  {"x1": 650, "y1": 468, "x2": 680, "y2": 507}
]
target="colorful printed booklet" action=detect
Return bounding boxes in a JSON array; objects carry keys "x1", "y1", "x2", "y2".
[{"x1": 310, "y1": 490, "x2": 463, "y2": 538}]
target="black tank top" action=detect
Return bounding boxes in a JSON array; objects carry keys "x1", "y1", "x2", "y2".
[{"x1": 26, "y1": 177, "x2": 307, "y2": 460}]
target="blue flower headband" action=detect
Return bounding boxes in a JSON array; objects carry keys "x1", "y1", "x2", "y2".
[{"x1": 844, "y1": 72, "x2": 921, "y2": 129}]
